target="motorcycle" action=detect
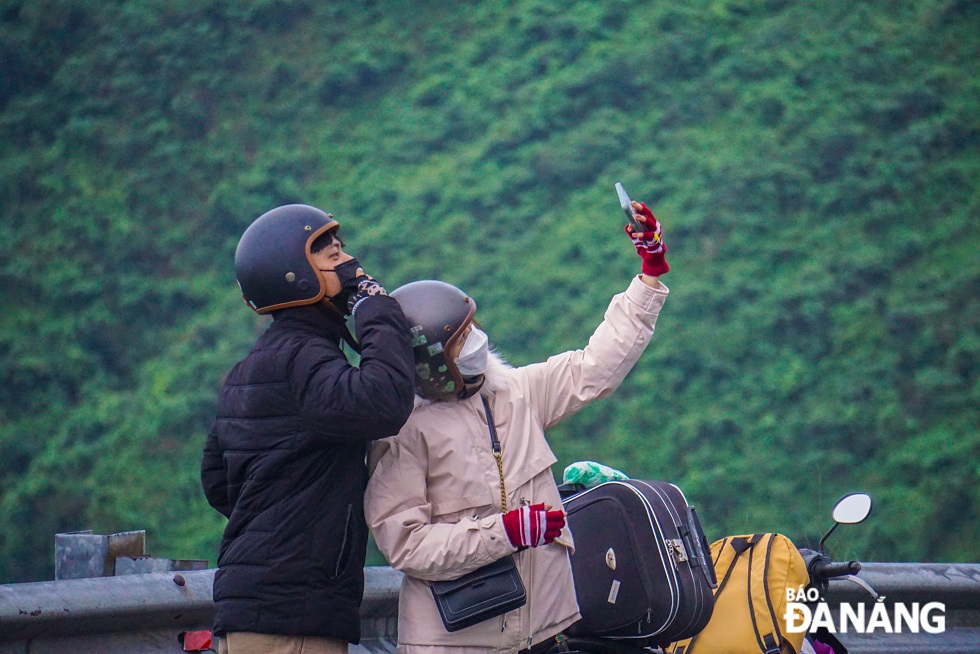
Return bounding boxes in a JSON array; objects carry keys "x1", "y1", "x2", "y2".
[{"x1": 798, "y1": 492, "x2": 876, "y2": 654}]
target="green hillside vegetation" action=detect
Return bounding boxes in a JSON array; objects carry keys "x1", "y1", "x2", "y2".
[{"x1": 1, "y1": 0, "x2": 977, "y2": 582}]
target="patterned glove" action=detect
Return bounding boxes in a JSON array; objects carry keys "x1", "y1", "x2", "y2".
[
  {"x1": 347, "y1": 275, "x2": 388, "y2": 316},
  {"x1": 625, "y1": 201, "x2": 669, "y2": 276},
  {"x1": 347, "y1": 277, "x2": 387, "y2": 315},
  {"x1": 502, "y1": 504, "x2": 566, "y2": 548}
]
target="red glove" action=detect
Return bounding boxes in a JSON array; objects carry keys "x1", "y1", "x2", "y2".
[
  {"x1": 502, "y1": 503, "x2": 565, "y2": 548},
  {"x1": 625, "y1": 202, "x2": 669, "y2": 276}
]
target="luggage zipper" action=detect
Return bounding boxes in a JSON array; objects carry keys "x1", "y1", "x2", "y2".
[{"x1": 636, "y1": 609, "x2": 652, "y2": 634}]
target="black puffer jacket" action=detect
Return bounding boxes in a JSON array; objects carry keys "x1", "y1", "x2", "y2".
[{"x1": 201, "y1": 296, "x2": 415, "y2": 642}]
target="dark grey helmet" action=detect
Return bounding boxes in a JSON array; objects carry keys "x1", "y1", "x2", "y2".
[
  {"x1": 234, "y1": 204, "x2": 339, "y2": 314},
  {"x1": 390, "y1": 280, "x2": 477, "y2": 400}
]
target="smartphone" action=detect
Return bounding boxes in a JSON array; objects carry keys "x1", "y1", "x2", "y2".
[{"x1": 615, "y1": 182, "x2": 646, "y2": 231}]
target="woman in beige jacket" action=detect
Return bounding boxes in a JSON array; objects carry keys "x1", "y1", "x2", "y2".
[{"x1": 364, "y1": 200, "x2": 671, "y2": 654}]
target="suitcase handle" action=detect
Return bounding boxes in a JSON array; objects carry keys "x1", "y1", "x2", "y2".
[
  {"x1": 557, "y1": 482, "x2": 587, "y2": 499},
  {"x1": 684, "y1": 506, "x2": 718, "y2": 588}
]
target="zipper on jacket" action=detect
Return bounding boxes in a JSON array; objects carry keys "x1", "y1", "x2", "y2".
[{"x1": 333, "y1": 504, "x2": 354, "y2": 578}]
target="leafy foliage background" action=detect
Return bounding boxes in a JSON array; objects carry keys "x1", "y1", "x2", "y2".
[{"x1": 1, "y1": 0, "x2": 977, "y2": 581}]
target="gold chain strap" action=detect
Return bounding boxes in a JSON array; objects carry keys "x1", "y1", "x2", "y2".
[
  {"x1": 482, "y1": 395, "x2": 508, "y2": 513},
  {"x1": 494, "y1": 450, "x2": 507, "y2": 513}
]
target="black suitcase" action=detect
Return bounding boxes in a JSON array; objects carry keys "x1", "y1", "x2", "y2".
[{"x1": 563, "y1": 480, "x2": 717, "y2": 646}]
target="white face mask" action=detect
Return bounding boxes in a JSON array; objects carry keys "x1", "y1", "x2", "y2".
[{"x1": 454, "y1": 327, "x2": 489, "y2": 377}]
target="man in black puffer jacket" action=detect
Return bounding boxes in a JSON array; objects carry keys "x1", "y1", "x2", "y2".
[{"x1": 201, "y1": 204, "x2": 416, "y2": 654}]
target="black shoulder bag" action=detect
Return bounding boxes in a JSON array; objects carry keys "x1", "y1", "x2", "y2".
[{"x1": 429, "y1": 396, "x2": 527, "y2": 632}]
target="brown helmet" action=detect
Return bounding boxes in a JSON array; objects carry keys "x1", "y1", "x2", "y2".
[
  {"x1": 234, "y1": 204, "x2": 339, "y2": 314},
  {"x1": 390, "y1": 280, "x2": 477, "y2": 400}
]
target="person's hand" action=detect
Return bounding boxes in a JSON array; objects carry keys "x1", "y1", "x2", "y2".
[
  {"x1": 502, "y1": 503, "x2": 565, "y2": 548},
  {"x1": 347, "y1": 276, "x2": 387, "y2": 315},
  {"x1": 625, "y1": 201, "x2": 669, "y2": 277}
]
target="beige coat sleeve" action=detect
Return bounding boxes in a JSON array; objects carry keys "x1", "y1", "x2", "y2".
[
  {"x1": 365, "y1": 434, "x2": 517, "y2": 581},
  {"x1": 519, "y1": 275, "x2": 668, "y2": 430}
]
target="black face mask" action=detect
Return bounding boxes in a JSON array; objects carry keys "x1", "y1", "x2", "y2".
[{"x1": 322, "y1": 258, "x2": 363, "y2": 313}]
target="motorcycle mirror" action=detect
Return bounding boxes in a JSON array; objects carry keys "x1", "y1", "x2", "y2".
[
  {"x1": 831, "y1": 492, "x2": 873, "y2": 525},
  {"x1": 819, "y1": 492, "x2": 873, "y2": 551}
]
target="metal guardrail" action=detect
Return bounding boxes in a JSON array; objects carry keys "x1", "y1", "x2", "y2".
[
  {"x1": 822, "y1": 563, "x2": 980, "y2": 654},
  {"x1": 0, "y1": 564, "x2": 977, "y2": 653},
  {"x1": 0, "y1": 567, "x2": 401, "y2": 654}
]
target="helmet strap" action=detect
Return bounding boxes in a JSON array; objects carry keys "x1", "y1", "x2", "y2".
[
  {"x1": 457, "y1": 374, "x2": 485, "y2": 399},
  {"x1": 311, "y1": 300, "x2": 360, "y2": 350},
  {"x1": 321, "y1": 258, "x2": 363, "y2": 315},
  {"x1": 319, "y1": 296, "x2": 347, "y2": 318}
]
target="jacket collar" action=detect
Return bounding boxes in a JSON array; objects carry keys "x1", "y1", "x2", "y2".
[{"x1": 272, "y1": 304, "x2": 356, "y2": 348}]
